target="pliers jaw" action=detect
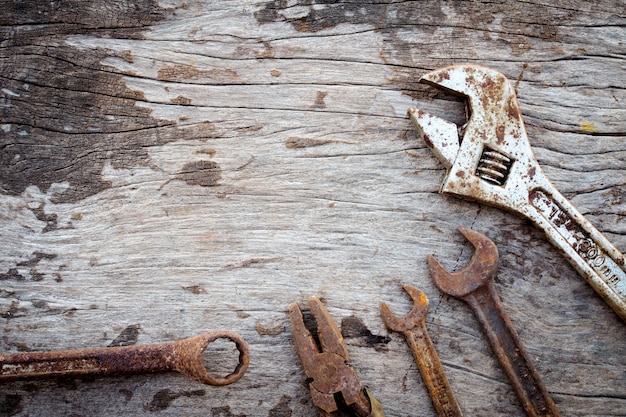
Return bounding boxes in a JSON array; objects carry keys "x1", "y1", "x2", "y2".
[{"x1": 289, "y1": 297, "x2": 373, "y2": 416}]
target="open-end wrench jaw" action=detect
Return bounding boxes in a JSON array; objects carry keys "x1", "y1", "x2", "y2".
[
  {"x1": 380, "y1": 285, "x2": 429, "y2": 333},
  {"x1": 428, "y1": 227, "x2": 499, "y2": 298}
]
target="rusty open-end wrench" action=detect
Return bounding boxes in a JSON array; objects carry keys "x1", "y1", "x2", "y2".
[
  {"x1": 0, "y1": 330, "x2": 250, "y2": 386},
  {"x1": 408, "y1": 64, "x2": 626, "y2": 321},
  {"x1": 381, "y1": 285, "x2": 463, "y2": 417},
  {"x1": 428, "y1": 227, "x2": 560, "y2": 417}
]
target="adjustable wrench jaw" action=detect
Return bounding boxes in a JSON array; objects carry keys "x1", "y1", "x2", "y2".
[
  {"x1": 410, "y1": 64, "x2": 626, "y2": 321},
  {"x1": 408, "y1": 64, "x2": 551, "y2": 218}
]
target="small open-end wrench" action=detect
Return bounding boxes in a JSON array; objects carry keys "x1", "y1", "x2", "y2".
[
  {"x1": 428, "y1": 226, "x2": 560, "y2": 417},
  {"x1": 0, "y1": 330, "x2": 249, "y2": 386},
  {"x1": 408, "y1": 64, "x2": 626, "y2": 321},
  {"x1": 289, "y1": 296, "x2": 385, "y2": 417},
  {"x1": 380, "y1": 285, "x2": 463, "y2": 417}
]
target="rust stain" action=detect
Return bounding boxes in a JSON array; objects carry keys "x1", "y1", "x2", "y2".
[
  {"x1": 170, "y1": 95, "x2": 192, "y2": 105},
  {"x1": 122, "y1": 50, "x2": 134, "y2": 63},
  {"x1": 157, "y1": 64, "x2": 239, "y2": 82},
  {"x1": 433, "y1": 69, "x2": 451, "y2": 83},
  {"x1": 195, "y1": 148, "x2": 217, "y2": 157},
  {"x1": 255, "y1": 41, "x2": 275, "y2": 59},
  {"x1": 506, "y1": 96, "x2": 522, "y2": 120},
  {"x1": 312, "y1": 91, "x2": 327, "y2": 109},
  {"x1": 211, "y1": 405, "x2": 247, "y2": 417},
  {"x1": 422, "y1": 133, "x2": 433, "y2": 148},
  {"x1": 285, "y1": 136, "x2": 331, "y2": 149},
  {"x1": 235, "y1": 125, "x2": 263, "y2": 132},
  {"x1": 255, "y1": 321, "x2": 285, "y2": 336},
  {"x1": 177, "y1": 161, "x2": 221, "y2": 187},
  {"x1": 240, "y1": 257, "x2": 282, "y2": 267},
  {"x1": 183, "y1": 285, "x2": 207, "y2": 294},
  {"x1": 496, "y1": 125, "x2": 505, "y2": 144},
  {"x1": 581, "y1": 121, "x2": 599, "y2": 133},
  {"x1": 144, "y1": 388, "x2": 205, "y2": 412}
]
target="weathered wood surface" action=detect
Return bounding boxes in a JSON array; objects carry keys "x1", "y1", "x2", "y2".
[{"x1": 1, "y1": 1, "x2": 625, "y2": 416}]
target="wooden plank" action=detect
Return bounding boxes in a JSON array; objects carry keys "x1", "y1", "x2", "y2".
[{"x1": 0, "y1": 1, "x2": 624, "y2": 416}]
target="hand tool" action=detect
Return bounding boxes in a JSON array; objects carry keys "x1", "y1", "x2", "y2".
[
  {"x1": 289, "y1": 296, "x2": 385, "y2": 417},
  {"x1": 428, "y1": 226, "x2": 560, "y2": 417},
  {"x1": 0, "y1": 330, "x2": 249, "y2": 386},
  {"x1": 381, "y1": 285, "x2": 463, "y2": 417},
  {"x1": 408, "y1": 64, "x2": 626, "y2": 321}
]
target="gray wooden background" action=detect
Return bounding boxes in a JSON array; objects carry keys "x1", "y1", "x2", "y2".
[{"x1": 1, "y1": 1, "x2": 625, "y2": 416}]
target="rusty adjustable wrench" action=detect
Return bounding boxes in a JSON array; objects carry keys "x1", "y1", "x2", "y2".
[
  {"x1": 381, "y1": 285, "x2": 463, "y2": 417},
  {"x1": 408, "y1": 64, "x2": 626, "y2": 321},
  {"x1": 0, "y1": 331, "x2": 250, "y2": 386},
  {"x1": 429, "y1": 227, "x2": 560, "y2": 417}
]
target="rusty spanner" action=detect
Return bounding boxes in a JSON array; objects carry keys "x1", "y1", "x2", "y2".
[
  {"x1": 0, "y1": 330, "x2": 249, "y2": 386},
  {"x1": 428, "y1": 226, "x2": 560, "y2": 417},
  {"x1": 289, "y1": 296, "x2": 385, "y2": 417},
  {"x1": 408, "y1": 64, "x2": 626, "y2": 321},
  {"x1": 380, "y1": 285, "x2": 463, "y2": 417}
]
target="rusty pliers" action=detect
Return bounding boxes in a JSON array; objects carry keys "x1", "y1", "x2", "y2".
[{"x1": 289, "y1": 297, "x2": 385, "y2": 417}]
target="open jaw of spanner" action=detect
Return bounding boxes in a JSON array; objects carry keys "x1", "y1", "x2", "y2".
[
  {"x1": 429, "y1": 227, "x2": 560, "y2": 417},
  {"x1": 381, "y1": 285, "x2": 463, "y2": 417},
  {"x1": 289, "y1": 297, "x2": 385, "y2": 417},
  {"x1": 408, "y1": 64, "x2": 626, "y2": 321},
  {"x1": 0, "y1": 330, "x2": 249, "y2": 386}
]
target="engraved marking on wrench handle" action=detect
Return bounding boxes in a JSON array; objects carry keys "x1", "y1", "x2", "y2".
[{"x1": 529, "y1": 189, "x2": 626, "y2": 312}]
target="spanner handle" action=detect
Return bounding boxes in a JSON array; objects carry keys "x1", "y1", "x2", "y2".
[
  {"x1": 528, "y1": 188, "x2": 626, "y2": 321},
  {"x1": 0, "y1": 341, "x2": 173, "y2": 380},
  {"x1": 404, "y1": 323, "x2": 463, "y2": 417},
  {"x1": 465, "y1": 281, "x2": 560, "y2": 417}
]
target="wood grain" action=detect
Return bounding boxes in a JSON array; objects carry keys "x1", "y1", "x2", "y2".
[{"x1": 1, "y1": 1, "x2": 624, "y2": 416}]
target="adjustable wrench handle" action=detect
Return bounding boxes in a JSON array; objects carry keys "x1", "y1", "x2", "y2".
[
  {"x1": 465, "y1": 281, "x2": 560, "y2": 417},
  {"x1": 527, "y1": 187, "x2": 626, "y2": 321},
  {"x1": 403, "y1": 323, "x2": 463, "y2": 417}
]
